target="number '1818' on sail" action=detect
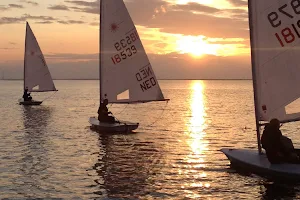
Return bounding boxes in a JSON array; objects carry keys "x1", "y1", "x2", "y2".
[{"x1": 221, "y1": 0, "x2": 300, "y2": 180}]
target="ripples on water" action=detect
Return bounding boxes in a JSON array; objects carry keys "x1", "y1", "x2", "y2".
[{"x1": 1, "y1": 80, "x2": 300, "y2": 199}]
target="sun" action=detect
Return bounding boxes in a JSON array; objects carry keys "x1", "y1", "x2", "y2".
[{"x1": 176, "y1": 36, "x2": 218, "y2": 57}]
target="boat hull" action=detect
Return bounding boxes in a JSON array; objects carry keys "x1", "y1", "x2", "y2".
[
  {"x1": 89, "y1": 117, "x2": 139, "y2": 133},
  {"x1": 19, "y1": 100, "x2": 42, "y2": 105},
  {"x1": 221, "y1": 148, "x2": 300, "y2": 181}
]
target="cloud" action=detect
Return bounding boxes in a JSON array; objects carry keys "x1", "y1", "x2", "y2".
[
  {"x1": 0, "y1": 14, "x2": 86, "y2": 25},
  {"x1": 227, "y1": 0, "x2": 247, "y2": 7},
  {"x1": 0, "y1": 47, "x2": 17, "y2": 50},
  {"x1": 0, "y1": 14, "x2": 56, "y2": 25},
  {"x1": 0, "y1": 3, "x2": 25, "y2": 11},
  {"x1": 172, "y1": 2, "x2": 220, "y2": 13},
  {"x1": 63, "y1": 0, "x2": 248, "y2": 38},
  {"x1": 89, "y1": 22, "x2": 98, "y2": 26},
  {"x1": 207, "y1": 38, "x2": 247, "y2": 45},
  {"x1": 227, "y1": 8, "x2": 248, "y2": 19},
  {"x1": 57, "y1": 20, "x2": 85, "y2": 24},
  {"x1": 157, "y1": 12, "x2": 247, "y2": 38},
  {"x1": 70, "y1": 6, "x2": 99, "y2": 14},
  {"x1": 35, "y1": 21, "x2": 54, "y2": 24},
  {"x1": 8, "y1": 4, "x2": 24, "y2": 8},
  {"x1": 0, "y1": 6, "x2": 8, "y2": 11},
  {"x1": 0, "y1": 17, "x2": 24, "y2": 25},
  {"x1": 23, "y1": 14, "x2": 56, "y2": 21},
  {"x1": 48, "y1": 5, "x2": 70, "y2": 11},
  {"x1": 19, "y1": 0, "x2": 39, "y2": 6},
  {"x1": 47, "y1": 1, "x2": 100, "y2": 15},
  {"x1": 65, "y1": 0, "x2": 100, "y2": 14},
  {"x1": 65, "y1": 0, "x2": 99, "y2": 7},
  {"x1": 124, "y1": 0, "x2": 248, "y2": 38}
]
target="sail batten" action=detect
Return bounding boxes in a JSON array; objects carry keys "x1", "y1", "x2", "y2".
[
  {"x1": 24, "y1": 22, "x2": 56, "y2": 92},
  {"x1": 30, "y1": 89, "x2": 58, "y2": 93},
  {"x1": 251, "y1": 1, "x2": 300, "y2": 122},
  {"x1": 100, "y1": 0, "x2": 165, "y2": 104}
]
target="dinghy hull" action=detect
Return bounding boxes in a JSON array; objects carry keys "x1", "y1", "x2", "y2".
[
  {"x1": 19, "y1": 100, "x2": 42, "y2": 105},
  {"x1": 221, "y1": 148, "x2": 300, "y2": 181},
  {"x1": 89, "y1": 117, "x2": 139, "y2": 133}
]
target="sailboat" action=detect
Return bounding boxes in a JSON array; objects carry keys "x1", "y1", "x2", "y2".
[
  {"x1": 89, "y1": 0, "x2": 169, "y2": 132},
  {"x1": 221, "y1": 1, "x2": 300, "y2": 180},
  {"x1": 19, "y1": 22, "x2": 57, "y2": 106}
]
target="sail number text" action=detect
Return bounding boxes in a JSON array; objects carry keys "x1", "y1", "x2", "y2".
[
  {"x1": 267, "y1": 0, "x2": 300, "y2": 47},
  {"x1": 111, "y1": 31, "x2": 139, "y2": 64},
  {"x1": 274, "y1": 23, "x2": 300, "y2": 47},
  {"x1": 135, "y1": 65, "x2": 157, "y2": 92}
]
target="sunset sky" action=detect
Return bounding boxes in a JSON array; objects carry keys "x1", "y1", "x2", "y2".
[{"x1": 0, "y1": 0, "x2": 251, "y2": 79}]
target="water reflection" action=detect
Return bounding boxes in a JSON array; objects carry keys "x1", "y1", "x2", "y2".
[
  {"x1": 183, "y1": 81, "x2": 209, "y2": 196},
  {"x1": 187, "y1": 81, "x2": 208, "y2": 155},
  {"x1": 260, "y1": 181, "x2": 298, "y2": 200},
  {"x1": 91, "y1": 133, "x2": 162, "y2": 199},
  {"x1": 14, "y1": 106, "x2": 53, "y2": 197}
]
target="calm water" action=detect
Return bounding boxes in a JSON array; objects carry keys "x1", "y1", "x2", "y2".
[{"x1": 1, "y1": 80, "x2": 300, "y2": 199}]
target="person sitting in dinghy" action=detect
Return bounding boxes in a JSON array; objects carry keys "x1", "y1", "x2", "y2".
[
  {"x1": 22, "y1": 87, "x2": 32, "y2": 101},
  {"x1": 97, "y1": 99, "x2": 115, "y2": 123},
  {"x1": 261, "y1": 118, "x2": 300, "y2": 164}
]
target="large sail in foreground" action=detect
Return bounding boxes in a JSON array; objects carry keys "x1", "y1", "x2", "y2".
[
  {"x1": 251, "y1": 1, "x2": 300, "y2": 122},
  {"x1": 24, "y1": 22, "x2": 56, "y2": 92},
  {"x1": 219, "y1": 0, "x2": 300, "y2": 178},
  {"x1": 100, "y1": 0, "x2": 165, "y2": 103}
]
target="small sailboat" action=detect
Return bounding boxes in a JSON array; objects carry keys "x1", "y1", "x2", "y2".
[
  {"x1": 19, "y1": 22, "x2": 57, "y2": 106},
  {"x1": 89, "y1": 0, "x2": 169, "y2": 132},
  {"x1": 221, "y1": 1, "x2": 300, "y2": 180}
]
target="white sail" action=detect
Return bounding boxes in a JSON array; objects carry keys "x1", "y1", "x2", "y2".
[
  {"x1": 100, "y1": 0, "x2": 165, "y2": 103},
  {"x1": 251, "y1": 1, "x2": 300, "y2": 122},
  {"x1": 24, "y1": 22, "x2": 56, "y2": 92}
]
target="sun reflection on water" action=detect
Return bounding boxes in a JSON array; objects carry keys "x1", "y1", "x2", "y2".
[
  {"x1": 187, "y1": 81, "x2": 208, "y2": 156},
  {"x1": 183, "y1": 80, "x2": 210, "y2": 196}
]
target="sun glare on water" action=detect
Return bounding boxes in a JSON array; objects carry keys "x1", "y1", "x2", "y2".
[{"x1": 176, "y1": 36, "x2": 218, "y2": 57}]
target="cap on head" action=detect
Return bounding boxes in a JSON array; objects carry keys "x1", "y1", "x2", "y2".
[{"x1": 269, "y1": 118, "x2": 280, "y2": 129}]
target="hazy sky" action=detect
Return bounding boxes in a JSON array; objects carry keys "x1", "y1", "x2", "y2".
[{"x1": 0, "y1": 0, "x2": 251, "y2": 79}]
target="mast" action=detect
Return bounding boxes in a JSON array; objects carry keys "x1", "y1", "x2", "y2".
[
  {"x1": 24, "y1": 22, "x2": 28, "y2": 90},
  {"x1": 99, "y1": 0, "x2": 103, "y2": 103},
  {"x1": 248, "y1": 0, "x2": 262, "y2": 154}
]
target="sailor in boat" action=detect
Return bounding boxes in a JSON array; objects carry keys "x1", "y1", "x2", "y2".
[
  {"x1": 97, "y1": 99, "x2": 116, "y2": 123},
  {"x1": 261, "y1": 118, "x2": 300, "y2": 164},
  {"x1": 22, "y1": 87, "x2": 32, "y2": 101}
]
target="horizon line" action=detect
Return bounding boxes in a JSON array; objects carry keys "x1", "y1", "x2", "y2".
[{"x1": 0, "y1": 78, "x2": 252, "y2": 81}]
